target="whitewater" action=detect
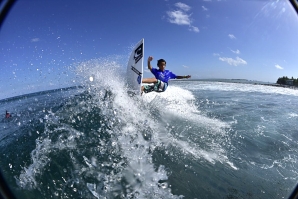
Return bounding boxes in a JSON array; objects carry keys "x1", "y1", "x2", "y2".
[{"x1": 0, "y1": 58, "x2": 298, "y2": 199}]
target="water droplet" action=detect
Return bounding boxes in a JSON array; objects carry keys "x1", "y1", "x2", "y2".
[{"x1": 160, "y1": 182, "x2": 167, "y2": 189}]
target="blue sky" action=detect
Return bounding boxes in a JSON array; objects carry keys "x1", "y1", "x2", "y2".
[{"x1": 1, "y1": 0, "x2": 298, "y2": 99}]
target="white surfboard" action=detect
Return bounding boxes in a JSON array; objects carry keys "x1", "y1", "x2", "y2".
[{"x1": 126, "y1": 39, "x2": 144, "y2": 95}]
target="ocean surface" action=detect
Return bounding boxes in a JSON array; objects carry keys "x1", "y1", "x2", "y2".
[{"x1": 1, "y1": 62, "x2": 298, "y2": 198}]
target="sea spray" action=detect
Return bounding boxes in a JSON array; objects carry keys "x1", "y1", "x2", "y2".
[{"x1": 15, "y1": 58, "x2": 184, "y2": 198}]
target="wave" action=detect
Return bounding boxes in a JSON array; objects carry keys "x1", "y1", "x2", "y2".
[
  {"x1": 11, "y1": 58, "x2": 235, "y2": 198},
  {"x1": 179, "y1": 81, "x2": 298, "y2": 96}
]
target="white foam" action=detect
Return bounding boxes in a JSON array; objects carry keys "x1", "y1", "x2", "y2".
[
  {"x1": 143, "y1": 86, "x2": 229, "y2": 131},
  {"x1": 141, "y1": 85, "x2": 235, "y2": 169},
  {"x1": 183, "y1": 81, "x2": 298, "y2": 96},
  {"x1": 17, "y1": 125, "x2": 84, "y2": 189},
  {"x1": 86, "y1": 183, "x2": 100, "y2": 199},
  {"x1": 288, "y1": 113, "x2": 298, "y2": 118}
]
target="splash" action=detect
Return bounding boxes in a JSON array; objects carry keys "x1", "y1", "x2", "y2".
[
  {"x1": 16, "y1": 57, "x2": 237, "y2": 198},
  {"x1": 16, "y1": 58, "x2": 185, "y2": 198}
]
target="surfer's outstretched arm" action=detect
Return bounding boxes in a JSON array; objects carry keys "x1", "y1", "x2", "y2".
[
  {"x1": 176, "y1": 75, "x2": 191, "y2": 79},
  {"x1": 147, "y1": 56, "x2": 153, "y2": 71}
]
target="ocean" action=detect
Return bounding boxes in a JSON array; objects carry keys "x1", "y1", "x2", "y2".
[{"x1": 0, "y1": 60, "x2": 298, "y2": 199}]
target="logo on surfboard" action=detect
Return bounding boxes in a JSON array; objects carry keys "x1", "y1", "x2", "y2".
[
  {"x1": 134, "y1": 43, "x2": 143, "y2": 64},
  {"x1": 131, "y1": 66, "x2": 142, "y2": 85},
  {"x1": 137, "y1": 75, "x2": 141, "y2": 84},
  {"x1": 131, "y1": 66, "x2": 142, "y2": 76}
]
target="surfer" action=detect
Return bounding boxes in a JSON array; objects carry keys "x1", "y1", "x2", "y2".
[
  {"x1": 141, "y1": 56, "x2": 191, "y2": 94},
  {"x1": 5, "y1": 110, "x2": 11, "y2": 118}
]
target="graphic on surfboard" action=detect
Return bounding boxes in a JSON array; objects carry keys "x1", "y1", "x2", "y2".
[{"x1": 126, "y1": 39, "x2": 144, "y2": 95}]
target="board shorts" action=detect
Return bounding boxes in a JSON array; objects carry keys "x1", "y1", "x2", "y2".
[{"x1": 143, "y1": 80, "x2": 168, "y2": 93}]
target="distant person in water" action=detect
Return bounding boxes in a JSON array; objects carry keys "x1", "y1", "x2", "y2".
[
  {"x1": 141, "y1": 56, "x2": 191, "y2": 94},
  {"x1": 5, "y1": 110, "x2": 11, "y2": 118}
]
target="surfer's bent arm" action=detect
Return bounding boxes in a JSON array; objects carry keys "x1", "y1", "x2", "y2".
[
  {"x1": 176, "y1": 75, "x2": 191, "y2": 79},
  {"x1": 147, "y1": 56, "x2": 153, "y2": 71}
]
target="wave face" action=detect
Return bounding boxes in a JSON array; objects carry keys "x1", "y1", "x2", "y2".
[{"x1": 1, "y1": 58, "x2": 298, "y2": 198}]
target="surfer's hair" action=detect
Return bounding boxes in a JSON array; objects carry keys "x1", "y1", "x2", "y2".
[{"x1": 157, "y1": 59, "x2": 166, "y2": 66}]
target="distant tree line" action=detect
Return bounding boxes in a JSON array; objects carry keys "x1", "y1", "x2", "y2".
[{"x1": 276, "y1": 76, "x2": 298, "y2": 86}]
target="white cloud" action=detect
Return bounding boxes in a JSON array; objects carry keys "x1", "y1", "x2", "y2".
[
  {"x1": 275, "y1": 64, "x2": 283, "y2": 69},
  {"x1": 228, "y1": 34, "x2": 236, "y2": 39},
  {"x1": 175, "y1": 2, "x2": 191, "y2": 11},
  {"x1": 219, "y1": 56, "x2": 247, "y2": 66},
  {"x1": 167, "y1": 10, "x2": 191, "y2": 25},
  {"x1": 213, "y1": 53, "x2": 220, "y2": 56},
  {"x1": 31, "y1": 38, "x2": 40, "y2": 42},
  {"x1": 182, "y1": 65, "x2": 189, "y2": 68},
  {"x1": 189, "y1": 25, "x2": 199, "y2": 32},
  {"x1": 166, "y1": 2, "x2": 199, "y2": 33},
  {"x1": 231, "y1": 49, "x2": 240, "y2": 54},
  {"x1": 202, "y1": 6, "x2": 208, "y2": 11}
]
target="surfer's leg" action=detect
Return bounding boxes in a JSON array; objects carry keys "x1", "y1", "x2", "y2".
[
  {"x1": 143, "y1": 84, "x2": 154, "y2": 93},
  {"x1": 142, "y1": 78, "x2": 159, "y2": 94},
  {"x1": 141, "y1": 86, "x2": 144, "y2": 95},
  {"x1": 142, "y1": 78, "x2": 158, "y2": 84}
]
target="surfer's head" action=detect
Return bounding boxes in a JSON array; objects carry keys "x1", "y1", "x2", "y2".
[{"x1": 157, "y1": 59, "x2": 166, "y2": 71}]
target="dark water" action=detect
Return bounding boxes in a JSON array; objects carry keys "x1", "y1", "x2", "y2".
[{"x1": 1, "y1": 62, "x2": 298, "y2": 198}]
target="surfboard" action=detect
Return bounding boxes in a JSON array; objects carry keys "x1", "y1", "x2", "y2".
[{"x1": 126, "y1": 39, "x2": 144, "y2": 95}]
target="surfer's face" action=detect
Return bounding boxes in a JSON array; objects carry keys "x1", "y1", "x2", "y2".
[{"x1": 158, "y1": 62, "x2": 166, "y2": 71}]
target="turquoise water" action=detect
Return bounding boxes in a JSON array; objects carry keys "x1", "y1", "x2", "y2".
[{"x1": 0, "y1": 61, "x2": 298, "y2": 198}]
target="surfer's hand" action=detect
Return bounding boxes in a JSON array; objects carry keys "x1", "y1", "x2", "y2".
[
  {"x1": 186, "y1": 75, "x2": 191, "y2": 78},
  {"x1": 148, "y1": 56, "x2": 153, "y2": 62}
]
